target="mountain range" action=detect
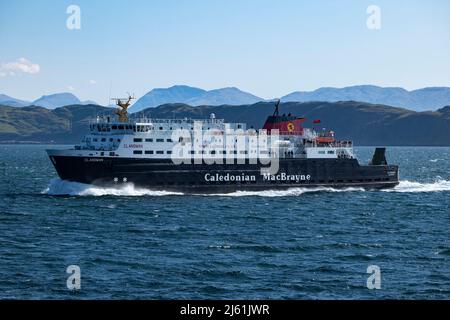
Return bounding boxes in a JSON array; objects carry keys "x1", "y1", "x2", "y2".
[
  {"x1": 131, "y1": 85, "x2": 263, "y2": 112},
  {"x1": 0, "y1": 92, "x2": 97, "y2": 109},
  {"x1": 2, "y1": 85, "x2": 450, "y2": 112},
  {"x1": 1, "y1": 101, "x2": 449, "y2": 146},
  {"x1": 0, "y1": 94, "x2": 31, "y2": 108},
  {"x1": 281, "y1": 85, "x2": 450, "y2": 112}
]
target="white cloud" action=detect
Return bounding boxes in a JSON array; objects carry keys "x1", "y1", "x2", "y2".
[
  {"x1": 1, "y1": 58, "x2": 40, "y2": 76},
  {"x1": 89, "y1": 79, "x2": 97, "y2": 85},
  {"x1": 67, "y1": 85, "x2": 75, "y2": 91}
]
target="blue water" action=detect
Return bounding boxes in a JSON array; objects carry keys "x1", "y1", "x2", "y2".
[{"x1": 0, "y1": 145, "x2": 449, "y2": 299}]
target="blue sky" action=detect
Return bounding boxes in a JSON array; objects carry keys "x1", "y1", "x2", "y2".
[{"x1": 1, "y1": 0, "x2": 450, "y2": 104}]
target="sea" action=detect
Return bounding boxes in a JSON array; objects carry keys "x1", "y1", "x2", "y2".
[{"x1": 0, "y1": 145, "x2": 449, "y2": 299}]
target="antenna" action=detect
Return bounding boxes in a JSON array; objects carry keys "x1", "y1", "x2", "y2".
[
  {"x1": 107, "y1": 81, "x2": 112, "y2": 107},
  {"x1": 111, "y1": 93, "x2": 135, "y2": 122},
  {"x1": 273, "y1": 99, "x2": 280, "y2": 116}
]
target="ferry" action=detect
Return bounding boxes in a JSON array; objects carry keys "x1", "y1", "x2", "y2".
[{"x1": 46, "y1": 96, "x2": 399, "y2": 193}]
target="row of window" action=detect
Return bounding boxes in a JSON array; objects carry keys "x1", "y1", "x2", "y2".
[
  {"x1": 110, "y1": 124, "x2": 150, "y2": 131},
  {"x1": 93, "y1": 137, "x2": 120, "y2": 143},
  {"x1": 133, "y1": 150, "x2": 172, "y2": 155},
  {"x1": 133, "y1": 150, "x2": 253, "y2": 155},
  {"x1": 111, "y1": 125, "x2": 228, "y2": 131},
  {"x1": 133, "y1": 138, "x2": 259, "y2": 144},
  {"x1": 134, "y1": 138, "x2": 172, "y2": 143}
]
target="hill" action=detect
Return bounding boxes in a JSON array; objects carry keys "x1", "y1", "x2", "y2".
[
  {"x1": 281, "y1": 85, "x2": 450, "y2": 112},
  {"x1": 132, "y1": 86, "x2": 263, "y2": 112},
  {"x1": 0, "y1": 102, "x2": 449, "y2": 145},
  {"x1": 0, "y1": 94, "x2": 31, "y2": 107}
]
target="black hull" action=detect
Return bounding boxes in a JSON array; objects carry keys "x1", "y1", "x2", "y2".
[{"x1": 48, "y1": 155, "x2": 399, "y2": 193}]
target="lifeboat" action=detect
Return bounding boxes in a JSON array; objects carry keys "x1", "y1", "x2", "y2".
[{"x1": 316, "y1": 131, "x2": 335, "y2": 144}]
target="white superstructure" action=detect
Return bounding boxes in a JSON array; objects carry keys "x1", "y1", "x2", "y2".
[{"x1": 50, "y1": 114, "x2": 356, "y2": 161}]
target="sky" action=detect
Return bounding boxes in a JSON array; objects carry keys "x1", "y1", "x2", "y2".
[{"x1": 1, "y1": 0, "x2": 450, "y2": 104}]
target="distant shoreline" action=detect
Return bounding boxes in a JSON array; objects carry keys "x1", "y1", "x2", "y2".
[
  {"x1": 1, "y1": 142, "x2": 449, "y2": 147},
  {"x1": 1, "y1": 101, "x2": 449, "y2": 146}
]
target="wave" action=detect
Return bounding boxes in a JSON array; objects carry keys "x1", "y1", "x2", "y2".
[
  {"x1": 206, "y1": 180, "x2": 450, "y2": 196},
  {"x1": 207, "y1": 187, "x2": 365, "y2": 197},
  {"x1": 43, "y1": 178, "x2": 183, "y2": 196},
  {"x1": 43, "y1": 178, "x2": 449, "y2": 197},
  {"x1": 383, "y1": 180, "x2": 450, "y2": 193}
]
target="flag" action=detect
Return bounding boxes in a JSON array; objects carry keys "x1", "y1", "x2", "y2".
[{"x1": 313, "y1": 119, "x2": 321, "y2": 124}]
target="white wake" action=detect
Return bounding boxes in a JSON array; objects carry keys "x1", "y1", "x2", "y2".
[
  {"x1": 43, "y1": 178, "x2": 183, "y2": 196},
  {"x1": 382, "y1": 179, "x2": 450, "y2": 193},
  {"x1": 207, "y1": 187, "x2": 365, "y2": 197},
  {"x1": 43, "y1": 178, "x2": 450, "y2": 197}
]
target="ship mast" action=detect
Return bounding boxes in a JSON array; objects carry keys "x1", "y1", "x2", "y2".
[
  {"x1": 112, "y1": 93, "x2": 135, "y2": 123},
  {"x1": 273, "y1": 99, "x2": 280, "y2": 117}
]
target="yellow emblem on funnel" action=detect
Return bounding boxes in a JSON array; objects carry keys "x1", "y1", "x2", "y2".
[{"x1": 287, "y1": 122, "x2": 295, "y2": 132}]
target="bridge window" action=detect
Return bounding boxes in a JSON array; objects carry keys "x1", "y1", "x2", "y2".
[
  {"x1": 167, "y1": 151, "x2": 172, "y2": 154},
  {"x1": 133, "y1": 150, "x2": 142, "y2": 155},
  {"x1": 101, "y1": 138, "x2": 106, "y2": 142},
  {"x1": 145, "y1": 138, "x2": 153, "y2": 142},
  {"x1": 134, "y1": 138, "x2": 143, "y2": 142},
  {"x1": 327, "y1": 150, "x2": 335, "y2": 154},
  {"x1": 145, "y1": 150, "x2": 154, "y2": 154},
  {"x1": 156, "y1": 139, "x2": 164, "y2": 142},
  {"x1": 112, "y1": 125, "x2": 117, "y2": 130},
  {"x1": 156, "y1": 151, "x2": 164, "y2": 154},
  {"x1": 167, "y1": 139, "x2": 172, "y2": 142}
]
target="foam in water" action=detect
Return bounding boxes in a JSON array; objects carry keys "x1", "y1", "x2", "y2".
[
  {"x1": 382, "y1": 180, "x2": 450, "y2": 193},
  {"x1": 43, "y1": 178, "x2": 450, "y2": 197},
  {"x1": 43, "y1": 178, "x2": 183, "y2": 196},
  {"x1": 206, "y1": 187, "x2": 365, "y2": 197}
]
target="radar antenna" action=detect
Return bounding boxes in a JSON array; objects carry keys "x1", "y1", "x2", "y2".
[
  {"x1": 112, "y1": 93, "x2": 135, "y2": 123},
  {"x1": 273, "y1": 99, "x2": 280, "y2": 117}
]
